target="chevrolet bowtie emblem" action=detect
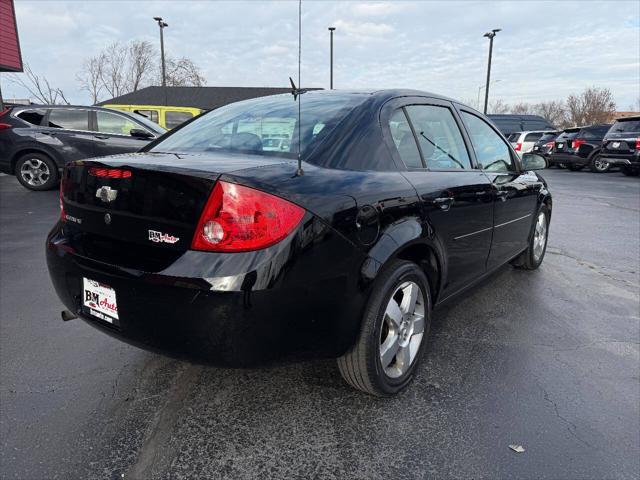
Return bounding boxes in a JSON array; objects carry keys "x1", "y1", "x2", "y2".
[{"x1": 96, "y1": 186, "x2": 118, "y2": 203}]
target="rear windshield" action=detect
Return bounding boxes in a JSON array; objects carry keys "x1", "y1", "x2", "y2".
[
  {"x1": 524, "y1": 132, "x2": 544, "y2": 142},
  {"x1": 507, "y1": 132, "x2": 521, "y2": 142},
  {"x1": 150, "y1": 94, "x2": 366, "y2": 159},
  {"x1": 580, "y1": 125, "x2": 611, "y2": 139},
  {"x1": 557, "y1": 130, "x2": 579, "y2": 140},
  {"x1": 538, "y1": 133, "x2": 558, "y2": 143},
  {"x1": 609, "y1": 119, "x2": 640, "y2": 134}
]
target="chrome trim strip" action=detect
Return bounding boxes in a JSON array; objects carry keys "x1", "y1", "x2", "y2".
[
  {"x1": 495, "y1": 213, "x2": 531, "y2": 229},
  {"x1": 454, "y1": 226, "x2": 493, "y2": 241}
]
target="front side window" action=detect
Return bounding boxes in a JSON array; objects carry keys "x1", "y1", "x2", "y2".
[
  {"x1": 151, "y1": 93, "x2": 366, "y2": 158},
  {"x1": 406, "y1": 105, "x2": 471, "y2": 170},
  {"x1": 461, "y1": 111, "x2": 514, "y2": 172},
  {"x1": 389, "y1": 109, "x2": 422, "y2": 168},
  {"x1": 96, "y1": 111, "x2": 139, "y2": 135},
  {"x1": 47, "y1": 109, "x2": 89, "y2": 130},
  {"x1": 16, "y1": 109, "x2": 46, "y2": 126},
  {"x1": 165, "y1": 111, "x2": 193, "y2": 129}
]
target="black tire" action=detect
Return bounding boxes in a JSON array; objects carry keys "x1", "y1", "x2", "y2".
[
  {"x1": 511, "y1": 205, "x2": 550, "y2": 270},
  {"x1": 15, "y1": 153, "x2": 59, "y2": 191},
  {"x1": 567, "y1": 164, "x2": 584, "y2": 171},
  {"x1": 589, "y1": 154, "x2": 610, "y2": 173},
  {"x1": 337, "y1": 259, "x2": 432, "y2": 396},
  {"x1": 621, "y1": 166, "x2": 639, "y2": 177}
]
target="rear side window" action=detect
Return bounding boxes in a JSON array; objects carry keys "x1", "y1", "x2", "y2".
[
  {"x1": 461, "y1": 111, "x2": 514, "y2": 172},
  {"x1": 47, "y1": 109, "x2": 89, "y2": 130},
  {"x1": 134, "y1": 109, "x2": 159, "y2": 124},
  {"x1": 96, "y1": 111, "x2": 139, "y2": 136},
  {"x1": 405, "y1": 105, "x2": 471, "y2": 169},
  {"x1": 165, "y1": 111, "x2": 193, "y2": 129},
  {"x1": 524, "y1": 132, "x2": 543, "y2": 142},
  {"x1": 16, "y1": 109, "x2": 46, "y2": 126},
  {"x1": 610, "y1": 119, "x2": 640, "y2": 134},
  {"x1": 389, "y1": 109, "x2": 422, "y2": 168}
]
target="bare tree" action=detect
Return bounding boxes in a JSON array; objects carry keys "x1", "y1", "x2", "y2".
[
  {"x1": 78, "y1": 40, "x2": 206, "y2": 103},
  {"x1": 165, "y1": 57, "x2": 206, "y2": 87},
  {"x1": 510, "y1": 102, "x2": 534, "y2": 115},
  {"x1": 77, "y1": 55, "x2": 105, "y2": 104},
  {"x1": 533, "y1": 100, "x2": 567, "y2": 128},
  {"x1": 128, "y1": 40, "x2": 156, "y2": 92},
  {"x1": 8, "y1": 64, "x2": 70, "y2": 104},
  {"x1": 489, "y1": 99, "x2": 509, "y2": 114},
  {"x1": 566, "y1": 87, "x2": 616, "y2": 126},
  {"x1": 99, "y1": 42, "x2": 129, "y2": 98}
]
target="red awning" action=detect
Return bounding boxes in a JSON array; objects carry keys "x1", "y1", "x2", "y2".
[{"x1": 0, "y1": 0, "x2": 23, "y2": 72}]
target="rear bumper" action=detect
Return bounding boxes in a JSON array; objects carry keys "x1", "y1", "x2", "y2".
[
  {"x1": 46, "y1": 219, "x2": 368, "y2": 366},
  {"x1": 600, "y1": 152, "x2": 640, "y2": 167}
]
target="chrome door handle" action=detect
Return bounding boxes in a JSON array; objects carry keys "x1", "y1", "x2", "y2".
[
  {"x1": 433, "y1": 197, "x2": 454, "y2": 210},
  {"x1": 495, "y1": 190, "x2": 509, "y2": 201},
  {"x1": 94, "y1": 135, "x2": 109, "y2": 140}
]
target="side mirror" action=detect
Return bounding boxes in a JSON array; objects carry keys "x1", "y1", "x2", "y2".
[
  {"x1": 521, "y1": 153, "x2": 547, "y2": 170},
  {"x1": 130, "y1": 128, "x2": 154, "y2": 139}
]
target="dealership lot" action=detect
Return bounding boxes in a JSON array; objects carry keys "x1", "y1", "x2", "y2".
[{"x1": 0, "y1": 169, "x2": 638, "y2": 479}]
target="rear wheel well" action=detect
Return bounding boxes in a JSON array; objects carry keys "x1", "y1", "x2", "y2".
[
  {"x1": 396, "y1": 243, "x2": 441, "y2": 304},
  {"x1": 11, "y1": 149, "x2": 57, "y2": 174}
]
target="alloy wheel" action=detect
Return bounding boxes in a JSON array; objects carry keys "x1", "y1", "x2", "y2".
[
  {"x1": 533, "y1": 211, "x2": 547, "y2": 261},
  {"x1": 20, "y1": 158, "x2": 51, "y2": 186},
  {"x1": 593, "y1": 157, "x2": 609, "y2": 172},
  {"x1": 379, "y1": 281, "x2": 425, "y2": 378}
]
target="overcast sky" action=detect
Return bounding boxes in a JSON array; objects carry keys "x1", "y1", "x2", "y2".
[{"x1": 3, "y1": 0, "x2": 639, "y2": 109}]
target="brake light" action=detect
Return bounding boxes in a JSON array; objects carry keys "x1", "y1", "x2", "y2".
[
  {"x1": 515, "y1": 143, "x2": 522, "y2": 151},
  {"x1": 544, "y1": 141, "x2": 555, "y2": 148},
  {"x1": 572, "y1": 139, "x2": 586, "y2": 149},
  {"x1": 0, "y1": 123, "x2": 12, "y2": 130},
  {"x1": 88, "y1": 167, "x2": 132, "y2": 179},
  {"x1": 191, "y1": 181, "x2": 305, "y2": 252},
  {"x1": 636, "y1": 138, "x2": 640, "y2": 150}
]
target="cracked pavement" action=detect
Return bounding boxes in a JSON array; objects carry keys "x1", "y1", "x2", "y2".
[{"x1": 1, "y1": 168, "x2": 639, "y2": 479}]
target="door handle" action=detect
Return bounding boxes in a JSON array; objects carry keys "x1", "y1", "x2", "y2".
[
  {"x1": 433, "y1": 197, "x2": 454, "y2": 210},
  {"x1": 495, "y1": 190, "x2": 509, "y2": 202},
  {"x1": 41, "y1": 131, "x2": 56, "y2": 136},
  {"x1": 94, "y1": 134, "x2": 109, "y2": 140}
]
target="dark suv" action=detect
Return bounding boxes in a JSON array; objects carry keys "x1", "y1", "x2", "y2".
[
  {"x1": 600, "y1": 116, "x2": 640, "y2": 176},
  {"x1": 487, "y1": 114, "x2": 555, "y2": 136},
  {"x1": 0, "y1": 105, "x2": 165, "y2": 190},
  {"x1": 549, "y1": 124, "x2": 612, "y2": 172},
  {"x1": 531, "y1": 131, "x2": 560, "y2": 159}
]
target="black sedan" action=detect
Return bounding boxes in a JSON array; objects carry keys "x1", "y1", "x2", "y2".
[
  {"x1": 47, "y1": 90, "x2": 551, "y2": 396},
  {"x1": 0, "y1": 104, "x2": 165, "y2": 191}
]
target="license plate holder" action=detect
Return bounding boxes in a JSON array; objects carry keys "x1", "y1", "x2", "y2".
[{"x1": 82, "y1": 278, "x2": 119, "y2": 325}]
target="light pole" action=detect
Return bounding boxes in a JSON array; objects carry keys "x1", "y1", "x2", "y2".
[
  {"x1": 328, "y1": 27, "x2": 336, "y2": 89},
  {"x1": 477, "y1": 79, "x2": 501, "y2": 110},
  {"x1": 153, "y1": 17, "x2": 168, "y2": 87},
  {"x1": 482, "y1": 28, "x2": 501, "y2": 114}
]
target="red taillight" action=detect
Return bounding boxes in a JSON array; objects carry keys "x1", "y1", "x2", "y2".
[
  {"x1": 191, "y1": 181, "x2": 305, "y2": 252},
  {"x1": 635, "y1": 138, "x2": 640, "y2": 150},
  {"x1": 0, "y1": 123, "x2": 12, "y2": 130},
  {"x1": 572, "y1": 139, "x2": 586, "y2": 149},
  {"x1": 515, "y1": 143, "x2": 522, "y2": 151},
  {"x1": 544, "y1": 141, "x2": 555, "y2": 148},
  {"x1": 88, "y1": 167, "x2": 132, "y2": 179}
]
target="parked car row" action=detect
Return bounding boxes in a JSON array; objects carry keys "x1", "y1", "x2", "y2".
[
  {"x1": 0, "y1": 104, "x2": 166, "y2": 190},
  {"x1": 504, "y1": 116, "x2": 640, "y2": 176}
]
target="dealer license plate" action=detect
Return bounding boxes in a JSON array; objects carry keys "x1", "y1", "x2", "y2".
[
  {"x1": 83, "y1": 278, "x2": 119, "y2": 323},
  {"x1": 612, "y1": 142, "x2": 620, "y2": 149},
  {"x1": 557, "y1": 143, "x2": 563, "y2": 149}
]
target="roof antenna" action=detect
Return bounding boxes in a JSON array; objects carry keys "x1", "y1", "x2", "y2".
[{"x1": 293, "y1": 0, "x2": 303, "y2": 176}]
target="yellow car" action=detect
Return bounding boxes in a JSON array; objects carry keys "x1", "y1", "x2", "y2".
[{"x1": 101, "y1": 104, "x2": 202, "y2": 130}]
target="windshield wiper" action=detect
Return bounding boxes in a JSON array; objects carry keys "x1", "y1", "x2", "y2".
[{"x1": 419, "y1": 132, "x2": 465, "y2": 169}]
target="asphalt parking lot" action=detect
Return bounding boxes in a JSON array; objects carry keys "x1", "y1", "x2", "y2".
[{"x1": 1, "y1": 168, "x2": 639, "y2": 480}]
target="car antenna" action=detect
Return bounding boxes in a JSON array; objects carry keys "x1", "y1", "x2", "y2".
[{"x1": 292, "y1": 0, "x2": 304, "y2": 176}]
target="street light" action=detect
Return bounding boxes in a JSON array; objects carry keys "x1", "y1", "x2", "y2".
[
  {"x1": 328, "y1": 27, "x2": 336, "y2": 89},
  {"x1": 477, "y1": 79, "x2": 501, "y2": 110},
  {"x1": 482, "y1": 28, "x2": 501, "y2": 114},
  {"x1": 153, "y1": 16, "x2": 169, "y2": 87}
]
